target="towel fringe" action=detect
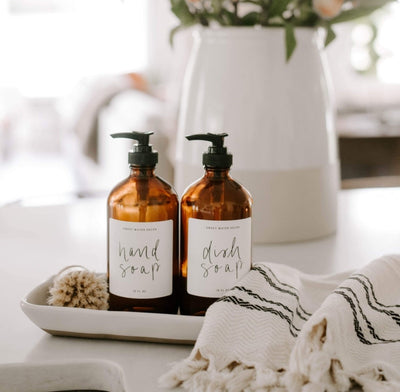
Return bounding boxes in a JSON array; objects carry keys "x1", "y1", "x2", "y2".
[
  {"x1": 351, "y1": 367, "x2": 400, "y2": 392},
  {"x1": 159, "y1": 353, "x2": 287, "y2": 391},
  {"x1": 286, "y1": 317, "x2": 400, "y2": 392},
  {"x1": 286, "y1": 355, "x2": 400, "y2": 392},
  {"x1": 158, "y1": 354, "x2": 209, "y2": 389}
]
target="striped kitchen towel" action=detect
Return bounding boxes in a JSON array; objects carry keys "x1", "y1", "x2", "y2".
[{"x1": 160, "y1": 255, "x2": 400, "y2": 391}]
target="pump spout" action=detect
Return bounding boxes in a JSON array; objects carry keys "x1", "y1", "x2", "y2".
[
  {"x1": 186, "y1": 132, "x2": 228, "y2": 148},
  {"x1": 111, "y1": 131, "x2": 153, "y2": 146},
  {"x1": 186, "y1": 132, "x2": 232, "y2": 169},
  {"x1": 110, "y1": 131, "x2": 158, "y2": 167}
]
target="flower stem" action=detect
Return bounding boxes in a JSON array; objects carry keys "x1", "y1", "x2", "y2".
[{"x1": 232, "y1": 0, "x2": 239, "y2": 24}]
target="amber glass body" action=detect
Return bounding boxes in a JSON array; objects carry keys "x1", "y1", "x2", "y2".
[
  {"x1": 180, "y1": 168, "x2": 252, "y2": 316},
  {"x1": 107, "y1": 166, "x2": 179, "y2": 313}
]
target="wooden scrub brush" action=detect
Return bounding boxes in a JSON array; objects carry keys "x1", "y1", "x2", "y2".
[{"x1": 47, "y1": 265, "x2": 109, "y2": 310}]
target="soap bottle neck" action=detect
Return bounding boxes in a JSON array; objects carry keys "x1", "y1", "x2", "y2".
[
  {"x1": 204, "y1": 167, "x2": 231, "y2": 179},
  {"x1": 129, "y1": 166, "x2": 156, "y2": 178}
]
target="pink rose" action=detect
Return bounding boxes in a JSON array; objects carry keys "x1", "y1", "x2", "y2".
[{"x1": 313, "y1": 0, "x2": 344, "y2": 18}]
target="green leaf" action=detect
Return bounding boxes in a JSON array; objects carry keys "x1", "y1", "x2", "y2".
[
  {"x1": 210, "y1": 0, "x2": 223, "y2": 14},
  {"x1": 197, "y1": 11, "x2": 210, "y2": 26},
  {"x1": 169, "y1": 25, "x2": 182, "y2": 47},
  {"x1": 169, "y1": 22, "x2": 197, "y2": 47},
  {"x1": 269, "y1": 0, "x2": 292, "y2": 17},
  {"x1": 212, "y1": 9, "x2": 236, "y2": 25},
  {"x1": 324, "y1": 24, "x2": 336, "y2": 47},
  {"x1": 170, "y1": 0, "x2": 195, "y2": 25},
  {"x1": 329, "y1": 4, "x2": 391, "y2": 24},
  {"x1": 241, "y1": 11, "x2": 260, "y2": 26},
  {"x1": 285, "y1": 23, "x2": 297, "y2": 62},
  {"x1": 295, "y1": 4, "x2": 319, "y2": 26},
  {"x1": 241, "y1": 0, "x2": 262, "y2": 5}
]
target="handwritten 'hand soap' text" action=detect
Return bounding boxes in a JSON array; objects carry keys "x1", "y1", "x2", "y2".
[{"x1": 118, "y1": 240, "x2": 161, "y2": 281}]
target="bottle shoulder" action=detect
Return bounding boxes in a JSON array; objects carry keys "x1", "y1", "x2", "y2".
[
  {"x1": 108, "y1": 175, "x2": 178, "y2": 205},
  {"x1": 155, "y1": 175, "x2": 178, "y2": 195},
  {"x1": 181, "y1": 175, "x2": 252, "y2": 205}
]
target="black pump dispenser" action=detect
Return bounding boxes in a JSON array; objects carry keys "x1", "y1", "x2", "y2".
[
  {"x1": 186, "y1": 132, "x2": 232, "y2": 169},
  {"x1": 111, "y1": 131, "x2": 158, "y2": 166}
]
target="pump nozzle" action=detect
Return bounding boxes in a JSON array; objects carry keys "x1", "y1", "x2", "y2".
[
  {"x1": 186, "y1": 132, "x2": 232, "y2": 169},
  {"x1": 111, "y1": 131, "x2": 158, "y2": 166},
  {"x1": 111, "y1": 131, "x2": 153, "y2": 147},
  {"x1": 186, "y1": 133, "x2": 228, "y2": 148}
]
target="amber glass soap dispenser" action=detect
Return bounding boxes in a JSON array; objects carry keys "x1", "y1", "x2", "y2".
[
  {"x1": 107, "y1": 131, "x2": 178, "y2": 313},
  {"x1": 180, "y1": 133, "x2": 252, "y2": 316}
]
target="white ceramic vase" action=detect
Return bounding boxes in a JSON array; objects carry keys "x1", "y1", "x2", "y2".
[{"x1": 174, "y1": 27, "x2": 339, "y2": 243}]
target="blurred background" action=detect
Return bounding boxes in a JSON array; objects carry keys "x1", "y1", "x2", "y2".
[{"x1": 1, "y1": 0, "x2": 400, "y2": 206}]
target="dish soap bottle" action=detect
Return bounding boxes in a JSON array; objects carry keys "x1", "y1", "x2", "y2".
[
  {"x1": 107, "y1": 131, "x2": 179, "y2": 313},
  {"x1": 180, "y1": 132, "x2": 252, "y2": 316}
]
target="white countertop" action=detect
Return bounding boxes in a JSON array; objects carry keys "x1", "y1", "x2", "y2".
[{"x1": 1, "y1": 188, "x2": 400, "y2": 391}]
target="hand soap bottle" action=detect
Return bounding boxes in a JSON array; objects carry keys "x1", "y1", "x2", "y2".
[
  {"x1": 107, "y1": 131, "x2": 178, "y2": 313},
  {"x1": 180, "y1": 133, "x2": 252, "y2": 316}
]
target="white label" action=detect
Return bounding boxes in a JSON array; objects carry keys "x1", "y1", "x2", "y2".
[
  {"x1": 109, "y1": 218, "x2": 173, "y2": 299},
  {"x1": 187, "y1": 217, "x2": 252, "y2": 298}
]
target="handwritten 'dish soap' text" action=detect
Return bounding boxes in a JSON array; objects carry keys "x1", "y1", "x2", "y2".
[
  {"x1": 118, "y1": 240, "x2": 161, "y2": 280},
  {"x1": 201, "y1": 236, "x2": 243, "y2": 279}
]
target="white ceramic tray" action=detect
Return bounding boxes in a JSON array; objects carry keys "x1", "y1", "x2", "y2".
[{"x1": 21, "y1": 276, "x2": 204, "y2": 344}]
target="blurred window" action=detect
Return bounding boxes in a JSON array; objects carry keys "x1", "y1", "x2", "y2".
[
  {"x1": 350, "y1": 3, "x2": 400, "y2": 83},
  {"x1": 0, "y1": 0, "x2": 148, "y2": 97}
]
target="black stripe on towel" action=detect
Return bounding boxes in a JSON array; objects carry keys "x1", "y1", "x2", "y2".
[
  {"x1": 352, "y1": 274, "x2": 400, "y2": 308},
  {"x1": 348, "y1": 276, "x2": 400, "y2": 326},
  {"x1": 233, "y1": 285, "x2": 308, "y2": 326},
  {"x1": 252, "y1": 265, "x2": 312, "y2": 318},
  {"x1": 218, "y1": 295, "x2": 300, "y2": 337},
  {"x1": 334, "y1": 288, "x2": 400, "y2": 345}
]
